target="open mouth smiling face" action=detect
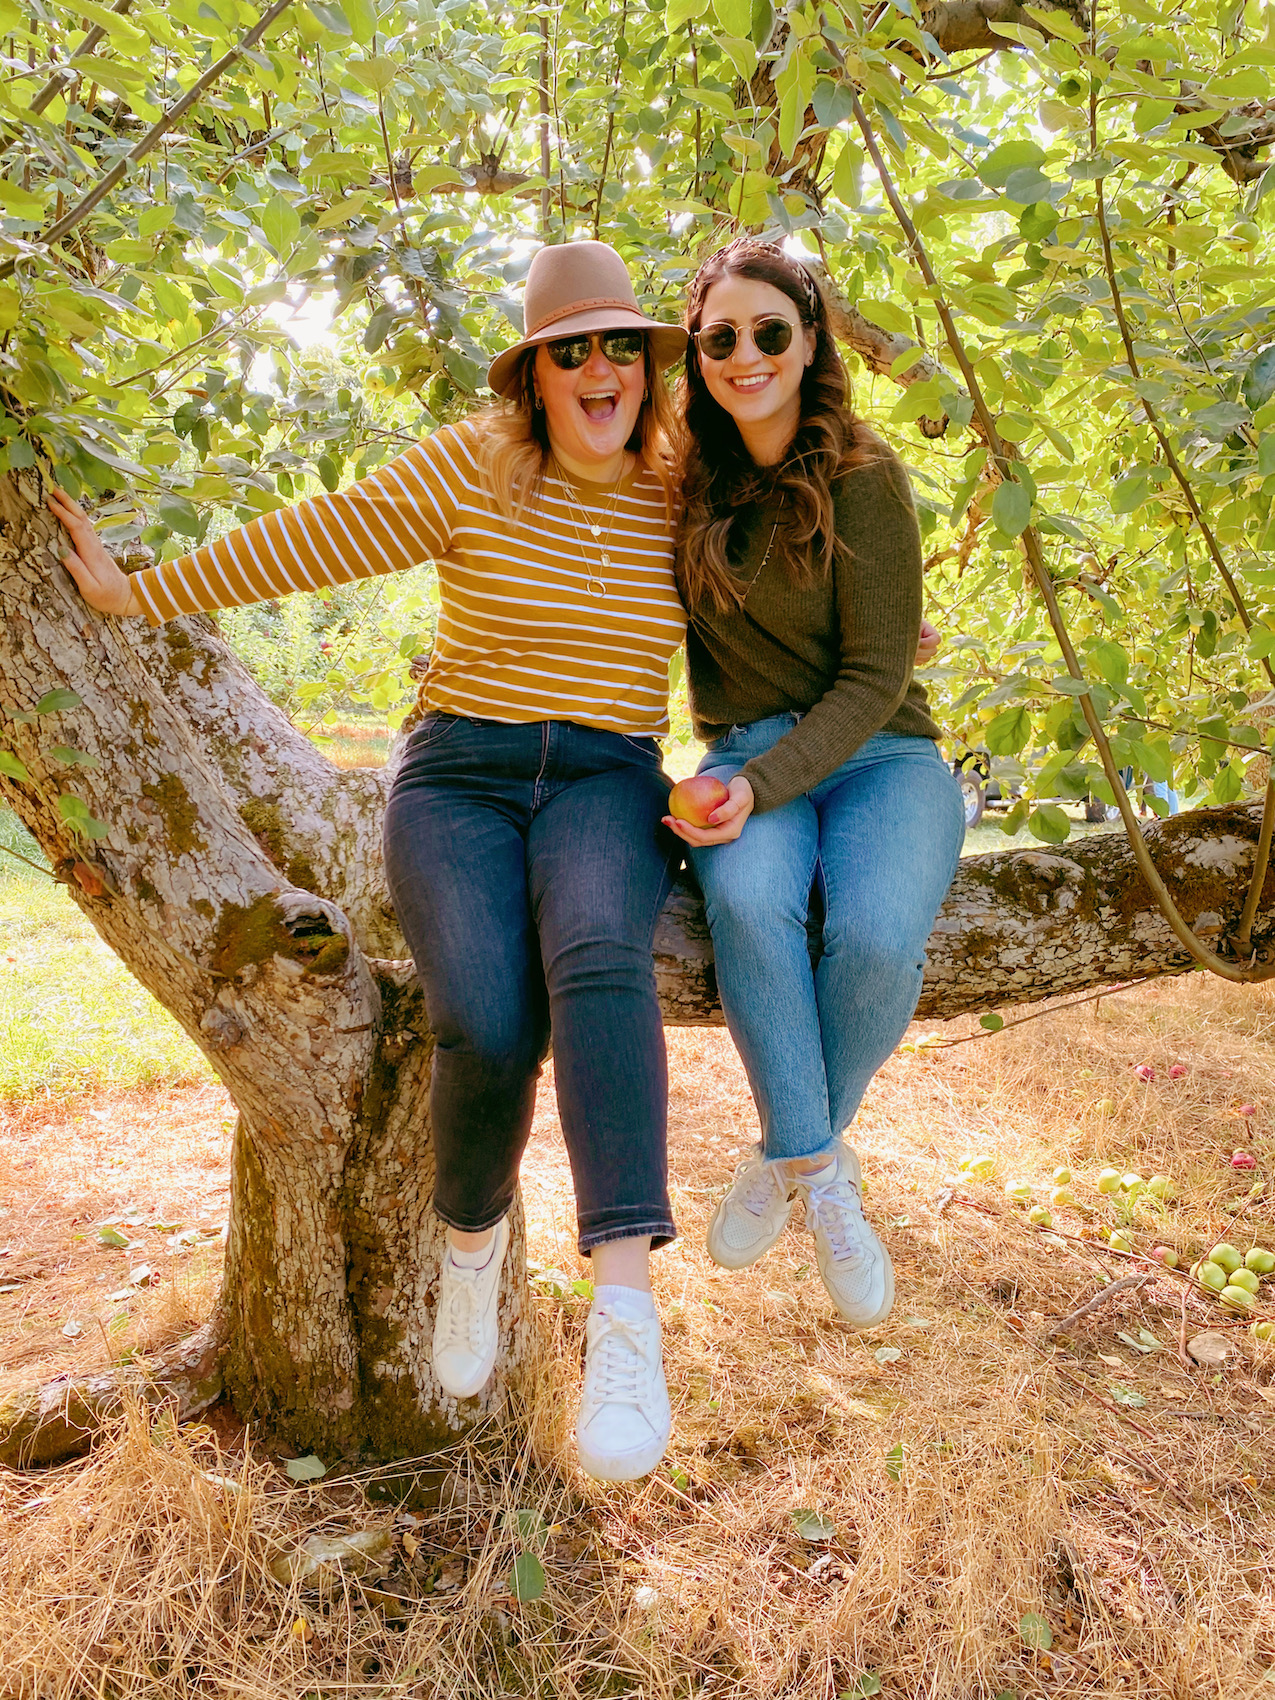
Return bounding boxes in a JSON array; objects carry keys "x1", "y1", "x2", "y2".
[{"x1": 534, "y1": 338, "x2": 647, "y2": 474}]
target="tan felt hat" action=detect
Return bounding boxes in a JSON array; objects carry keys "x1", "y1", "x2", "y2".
[{"x1": 486, "y1": 240, "x2": 687, "y2": 399}]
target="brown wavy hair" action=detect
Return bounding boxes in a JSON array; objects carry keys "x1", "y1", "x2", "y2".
[
  {"x1": 676, "y1": 239, "x2": 880, "y2": 614},
  {"x1": 475, "y1": 341, "x2": 679, "y2": 519}
]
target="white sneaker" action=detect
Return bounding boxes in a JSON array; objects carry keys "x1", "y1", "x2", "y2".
[
  {"x1": 706, "y1": 1147, "x2": 796, "y2": 1269},
  {"x1": 796, "y1": 1144, "x2": 894, "y2": 1327},
  {"x1": 432, "y1": 1217, "x2": 510, "y2": 1399},
  {"x1": 575, "y1": 1306, "x2": 671, "y2": 1482}
]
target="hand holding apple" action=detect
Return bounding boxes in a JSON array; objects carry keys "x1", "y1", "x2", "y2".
[{"x1": 663, "y1": 774, "x2": 755, "y2": 847}]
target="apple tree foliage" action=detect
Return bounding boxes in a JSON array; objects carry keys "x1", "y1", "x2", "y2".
[{"x1": 5, "y1": 0, "x2": 1275, "y2": 842}]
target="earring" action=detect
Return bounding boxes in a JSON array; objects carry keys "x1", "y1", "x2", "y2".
[
  {"x1": 642, "y1": 386, "x2": 649, "y2": 400},
  {"x1": 534, "y1": 394, "x2": 544, "y2": 410}
]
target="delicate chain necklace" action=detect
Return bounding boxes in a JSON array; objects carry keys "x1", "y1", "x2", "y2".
[
  {"x1": 734, "y1": 508, "x2": 781, "y2": 606},
  {"x1": 550, "y1": 457, "x2": 627, "y2": 598}
]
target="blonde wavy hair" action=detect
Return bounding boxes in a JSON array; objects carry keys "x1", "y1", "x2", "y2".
[{"x1": 474, "y1": 343, "x2": 680, "y2": 517}]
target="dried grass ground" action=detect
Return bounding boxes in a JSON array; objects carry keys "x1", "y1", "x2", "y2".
[{"x1": 4, "y1": 974, "x2": 1275, "y2": 1699}]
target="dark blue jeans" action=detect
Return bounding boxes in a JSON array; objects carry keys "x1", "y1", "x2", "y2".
[{"x1": 383, "y1": 714, "x2": 680, "y2": 1253}]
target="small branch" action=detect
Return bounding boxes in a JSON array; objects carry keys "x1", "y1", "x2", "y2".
[
  {"x1": 1038, "y1": 1273, "x2": 1150, "y2": 1342},
  {"x1": 1234, "y1": 771, "x2": 1274, "y2": 956},
  {"x1": 927, "y1": 980, "x2": 1136, "y2": 1048},
  {"x1": 1177, "y1": 1281, "x2": 1192, "y2": 1372},
  {"x1": 8, "y1": 0, "x2": 135, "y2": 131},
  {"x1": 0, "y1": 838, "x2": 55, "y2": 878},
  {"x1": 0, "y1": 0, "x2": 297, "y2": 284}
]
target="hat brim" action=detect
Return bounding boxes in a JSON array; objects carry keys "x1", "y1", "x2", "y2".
[{"x1": 486, "y1": 308, "x2": 687, "y2": 399}]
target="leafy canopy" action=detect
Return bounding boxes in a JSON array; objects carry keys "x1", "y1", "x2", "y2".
[{"x1": 4, "y1": 0, "x2": 1275, "y2": 832}]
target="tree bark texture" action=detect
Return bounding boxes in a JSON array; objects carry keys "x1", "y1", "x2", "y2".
[{"x1": 2, "y1": 469, "x2": 1272, "y2": 1459}]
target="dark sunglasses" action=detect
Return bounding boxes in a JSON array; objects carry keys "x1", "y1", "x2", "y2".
[
  {"x1": 543, "y1": 329, "x2": 646, "y2": 370},
  {"x1": 693, "y1": 315, "x2": 796, "y2": 362}
]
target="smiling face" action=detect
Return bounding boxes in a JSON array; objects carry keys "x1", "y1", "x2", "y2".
[
  {"x1": 533, "y1": 333, "x2": 647, "y2": 479},
  {"x1": 694, "y1": 276, "x2": 815, "y2": 465}
]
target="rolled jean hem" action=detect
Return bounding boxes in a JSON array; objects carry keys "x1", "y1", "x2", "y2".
[
  {"x1": 760, "y1": 1134, "x2": 840, "y2": 1164},
  {"x1": 432, "y1": 1202, "x2": 511, "y2": 1237},
  {"x1": 579, "y1": 1219, "x2": 678, "y2": 1255}
]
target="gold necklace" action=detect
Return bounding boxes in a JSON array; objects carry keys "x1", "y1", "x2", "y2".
[
  {"x1": 735, "y1": 509, "x2": 781, "y2": 605},
  {"x1": 551, "y1": 457, "x2": 626, "y2": 598}
]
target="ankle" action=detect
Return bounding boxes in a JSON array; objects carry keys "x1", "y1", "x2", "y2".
[
  {"x1": 448, "y1": 1225, "x2": 498, "y2": 1268},
  {"x1": 786, "y1": 1154, "x2": 835, "y2": 1181},
  {"x1": 591, "y1": 1284, "x2": 656, "y2": 1322}
]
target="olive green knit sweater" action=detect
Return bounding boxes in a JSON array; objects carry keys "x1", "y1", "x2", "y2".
[{"x1": 683, "y1": 447, "x2": 942, "y2": 815}]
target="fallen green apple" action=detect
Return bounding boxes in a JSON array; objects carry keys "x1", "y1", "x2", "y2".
[
  {"x1": 1028, "y1": 1205, "x2": 1053, "y2": 1227},
  {"x1": 1252, "y1": 1320, "x2": 1275, "y2": 1342},
  {"x1": 1005, "y1": 1179, "x2": 1033, "y2": 1202},
  {"x1": 1052, "y1": 1166, "x2": 1072, "y2": 1187},
  {"x1": 1121, "y1": 1172, "x2": 1145, "y2": 1195},
  {"x1": 1109, "y1": 1230, "x2": 1133, "y2": 1252},
  {"x1": 961, "y1": 1154, "x2": 996, "y2": 1181},
  {"x1": 1229, "y1": 1266, "x2": 1260, "y2": 1295},
  {"x1": 1147, "y1": 1174, "x2": 1173, "y2": 1199},
  {"x1": 1219, "y1": 1283, "x2": 1257, "y2": 1313},
  {"x1": 1049, "y1": 1186, "x2": 1076, "y2": 1208},
  {"x1": 1210, "y1": 1242, "x2": 1243, "y2": 1274},
  {"x1": 1197, "y1": 1261, "x2": 1228, "y2": 1291},
  {"x1": 1245, "y1": 1247, "x2": 1275, "y2": 1275},
  {"x1": 1151, "y1": 1246, "x2": 1179, "y2": 1268},
  {"x1": 1096, "y1": 1168, "x2": 1122, "y2": 1195}
]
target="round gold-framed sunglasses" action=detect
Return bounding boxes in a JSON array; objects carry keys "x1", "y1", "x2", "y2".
[
  {"x1": 543, "y1": 329, "x2": 647, "y2": 370},
  {"x1": 693, "y1": 315, "x2": 797, "y2": 362}
]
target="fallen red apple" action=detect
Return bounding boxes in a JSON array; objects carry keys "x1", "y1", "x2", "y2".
[
  {"x1": 1240, "y1": 1104, "x2": 1257, "y2": 1116},
  {"x1": 668, "y1": 775, "x2": 730, "y2": 828},
  {"x1": 1133, "y1": 1064, "x2": 1155, "y2": 1082},
  {"x1": 1231, "y1": 1150, "x2": 1258, "y2": 1169},
  {"x1": 1168, "y1": 1064, "x2": 1187, "y2": 1079}
]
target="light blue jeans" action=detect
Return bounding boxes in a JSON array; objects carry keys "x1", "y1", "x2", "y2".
[{"x1": 688, "y1": 718, "x2": 966, "y2": 1162}]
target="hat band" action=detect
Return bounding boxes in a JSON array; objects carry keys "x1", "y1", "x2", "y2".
[{"x1": 526, "y1": 296, "x2": 642, "y2": 337}]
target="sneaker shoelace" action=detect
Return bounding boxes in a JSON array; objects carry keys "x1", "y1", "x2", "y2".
[
  {"x1": 438, "y1": 1263, "x2": 482, "y2": 1354},
  {"x1": 805, "y1": 1175, "x2": 868, "y2": 1266},
  {"x1": 586, "y1": 1313, "x2": 650, "y2": 1408},
  {"x1": 739, "y1": 1157, "x2": 787, "y2": 1217}
]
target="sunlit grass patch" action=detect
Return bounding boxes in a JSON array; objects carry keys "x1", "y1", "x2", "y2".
[{"x1": 0, "y1": 812, "x2": 211, "y2": 1102}]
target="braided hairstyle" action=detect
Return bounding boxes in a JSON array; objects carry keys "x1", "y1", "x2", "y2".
[{"x1": 677, "y1": 238, "x2": 878, "y2": 614}]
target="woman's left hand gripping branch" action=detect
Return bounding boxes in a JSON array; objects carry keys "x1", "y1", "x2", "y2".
[{"x1": 663, "y1": 774, "x2": 755, "y2": 848}]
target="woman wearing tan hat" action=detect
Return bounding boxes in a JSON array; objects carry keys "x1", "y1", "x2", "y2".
[{"x1": 47, "y1": 240, "x2": 689, "y2": 1483}]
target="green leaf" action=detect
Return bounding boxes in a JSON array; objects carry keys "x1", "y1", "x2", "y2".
[
  {"x1": 750, "y1": 0, "x2": 774, "y2": 48},
  {"x1": 49, "y1": 746, "x2": 100, "y2": 769},
  {"x1": 34, "y1": 689, "x2": 82, "y2": 715},
  {"x1": 1108, "y1": 1383, "x2": 1147, "y2": 1408},
  {"x1": 980, "y1": 1012, "x2": 1005, "y2": 1032},
  {"x1": 503, "y1": 1508, "x2": 549, "y2": 1546},
  {"x1": 991, "y1": 480, "x2": 1032, "y2": 538},
  {"x1": 813, "y1": 80, "x2": 855, "y2": 130},
  {"x1": 985, "y1": 706, "x2": 1031, "y2": 756},
  {"x1": 1090, "y1": 642, "x2": 1128, "y2": 688},
  {"x1": 304, "y1": 0, "x2": 351, "y2": 33},
  {"x1": 1018, "y1": 201, "x2": 1058, "y2": 242},
  {"x1": 0, "y1": 750, "x2": 30, "y2": 782},
  {"x1": 839, "y1": 1676, "x2": 882, "y2": 1700},
  {"x1": 1018, "y1": 1611, "x2": 1054, "y2": 1650},
  {"x1": 97, "y1": 1226, "x2": 130, "y2": 1248},
  {"x1": 884, "y1": 1441, "x2": 904, "y2": 1482},
  {"x1": 791, "y1": 1506, "x2": 836, "y2": 1542},
  {"x1": 283, "y1": 1453, "x2": 327, "y2": 1481},
  {"x1": 978, "y1": 140, "x2": 1046, "y2": 188},
  {"x1": 1028, "y1": 804, "x2": 1070, "y2": 844},
  {"x1": 509, "y1": 1550, "x2": 546, "y2": 1603},
  {"x1": 260, "y1": 195, "x2": 302, "y2": 257},
  {"x1": 56, "y1": 794, "x2": 110, "y2": 840},
  {"x1": 666, "y1": 0, "x2": 709, "y2": 26}
]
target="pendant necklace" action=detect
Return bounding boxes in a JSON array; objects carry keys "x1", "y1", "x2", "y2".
[
  {"x1": 551, "y1": 457, "x2": 625, "y2": 598},
  {"x1": 735, "y1": 508, "x2": 782, "y2": 606}
]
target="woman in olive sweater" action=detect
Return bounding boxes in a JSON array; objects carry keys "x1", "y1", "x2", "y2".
[{"x1": 663, "y1": 238, "x2": 964, "y2": 1327}]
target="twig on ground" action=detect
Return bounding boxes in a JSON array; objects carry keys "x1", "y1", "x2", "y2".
[
  {"x1": 1178, "y1": 1283, "x2": 1192, "y2": 1372},
  {"x1": 926, "y1": 981, "x2": 1137, "y2": 1048},
  {"x1": 1038, "y1": 1273, "x2": 1150, "y2": 1342}
]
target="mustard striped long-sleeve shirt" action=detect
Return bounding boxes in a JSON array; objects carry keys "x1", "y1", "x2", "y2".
[{"x1": 131, "y1": 420, "x2": 686, "y2": 738}]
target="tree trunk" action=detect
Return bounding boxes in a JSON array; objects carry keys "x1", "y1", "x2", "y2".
[{"x1": 3, "y1": 467, "x2": 1272, "y2": 1462}]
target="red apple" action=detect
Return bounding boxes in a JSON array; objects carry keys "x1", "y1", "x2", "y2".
[
  {"x1": 668, "y1": 775, "x2": 730, "y2": 828},
  {"x1": 1134, "y1": 1064, "x2": 1155, "y2": 1082},
  {"x1": 1231, "y1": 1150, "x2": 1258, "y2": 1169},
  {"x1": 1168, "y1": 1064, "x2": 1187, "y2": 1079},
  {"x1": 1240, "y1": 1104, "x2": 1257, "y2": 1117}
]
